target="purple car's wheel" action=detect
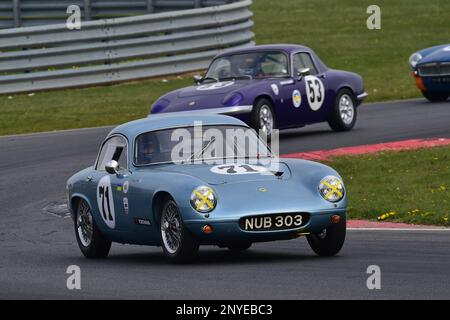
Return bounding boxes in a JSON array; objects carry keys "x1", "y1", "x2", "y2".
[
  {"x1": 328, "y1": 89, "x2": 357, "y2": 132},
  {"x1": 74, "y1": 199, "x2": 111, "y2": 259},
  {"x1": 160, "y1": 199, "x2": 199, "y2": 263},
  {"x1": 251, "y1": 98, "x2": 275, "y2": 138},
  {"x1": 338, "y1": 94, "x2": 355, "y2": 125}
]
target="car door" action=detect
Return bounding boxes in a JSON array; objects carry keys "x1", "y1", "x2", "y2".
[
  {"x1": 283, "y1": 52, "x2": 330, "y2": 125},
  {"x1": 91, "y1": 135, "x2": 130, "y2": 233}
]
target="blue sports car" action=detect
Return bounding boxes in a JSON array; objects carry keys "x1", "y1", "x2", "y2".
[
  {"x1": 150, "y1": 44, "x2": 367, "y2": 136},
  {"x1": 410, "y1": 44, "x2": 450, "y2": 102},
  {"x1": 66, "y1": 113, "x2": 347, "y2": 262}
]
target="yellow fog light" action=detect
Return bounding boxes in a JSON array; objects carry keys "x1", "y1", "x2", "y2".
[{"x1": 190, "y1": 186, "x2": 217, "y2": 213}]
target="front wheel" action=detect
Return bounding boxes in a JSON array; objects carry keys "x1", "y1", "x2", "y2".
[
  {"x1": 328, "y1": 89, "x2": 357, "y2": 132},
  {"x1": 307, "y1": 216, "x2": 346, "y2": 256},
  {"x1": 422, "y1": 91, "x2": 449, "y2": 102},
  {"x1": 251, "y1": 98, "x2": 276, "y2": 138},
  {"x1": 74, "y1": 199, "x2": 111, "y2": 259},
  {"x1": 160, "y1": 199, "x2": 199, "y2": 263}
]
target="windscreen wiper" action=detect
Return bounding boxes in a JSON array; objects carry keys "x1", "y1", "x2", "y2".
[
  {"x1": 201, "y1": 76, "x2": 219, "y2": 83},
  {"x1": 185, "y1": 137, "x2": 217, "y2": 162},
  {"x1": 219, "y1": 75, "x2": 252, "y2": 81}
]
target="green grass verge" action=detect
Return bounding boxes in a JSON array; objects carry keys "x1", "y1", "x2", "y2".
[
  {"x1": 0, "y1": 0, "x2": 449, "y2": 135},
  {"x1": 327, "y1": 146, "x2": 450, "y2": 226},
  {"x1": 0, "y1": 75, "x2": 192, "y2": 135}
]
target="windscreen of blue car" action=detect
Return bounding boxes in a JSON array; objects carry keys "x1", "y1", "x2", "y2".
[{"x1": 134, "y1": 125, "x2": 272, "y2": 166}]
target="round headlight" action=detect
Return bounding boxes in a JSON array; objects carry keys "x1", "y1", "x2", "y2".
[
  {"x1": 409, "y1": 53, "x2": 422, "y2": 68},
  {"x1": 319, "y1": 176, "x2": 345, "y2": 202},
  {"x1": 190, "y1": 186, "x2": 217, "y2": 213}
]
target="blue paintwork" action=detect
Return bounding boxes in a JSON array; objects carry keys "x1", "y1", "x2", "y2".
[
  {"x1": 411, "y1": 44, "x2": 450, "y2": 94},
  {"x1": 149, "y1": 44, "x2": 366, "y2": 130},
  {"x1": 66, "y1": 114, "x2": 347, "y2": 247}
]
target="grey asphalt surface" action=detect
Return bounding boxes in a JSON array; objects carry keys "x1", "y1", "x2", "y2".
[{"x1": 0, "y1": 98, "x2": 449, "y2": 299}]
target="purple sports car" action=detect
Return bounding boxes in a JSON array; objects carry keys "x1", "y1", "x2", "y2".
[{"x1": 150, "y1": 44, "x2": 367, "y2": 136}]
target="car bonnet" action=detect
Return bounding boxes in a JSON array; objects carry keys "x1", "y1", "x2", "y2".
[
  {"x1": 152, "y1": 161, "x2": 292, "y2": 185},
  {"x1": 420, "y1": 45, "x2": 450, "y2": 64},
  {"x1": 176, "y1": 79, "x2": 258, "y2": 98}
]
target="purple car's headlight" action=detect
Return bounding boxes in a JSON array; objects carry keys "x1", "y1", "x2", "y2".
[
  {"x1": 151, "y1": 98, "x2": 170, "y2": 113},
  {"x1": 222, "y1": 92, "x2": 243, "y2": 107}
]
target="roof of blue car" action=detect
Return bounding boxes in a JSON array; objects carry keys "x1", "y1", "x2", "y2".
[
  {"x1": 109, "y1": 113, "x2": 246, "y2": 138},
  {"x1": 215, "y1": 44, "x2": 313, "y2": 58}
]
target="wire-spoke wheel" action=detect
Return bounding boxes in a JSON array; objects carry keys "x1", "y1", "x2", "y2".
[
  {"x1": 161, "y1": 201, "x2": 182, "y2": 254},
  {"x1": 328, "y1": 89, "x2": 357, "y2": 131},
  {"x1": 160, "y1": 198, "x2": 199, "y2": 263},
  {"x1": 74, "y1": 199, "x2": 111, "y2": 259},
  {"x1": 77, "y1": 200, "x2": 93, "y2": 247}
]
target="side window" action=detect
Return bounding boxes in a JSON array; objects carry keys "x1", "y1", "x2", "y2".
[
  {"x1": 96, "y1": 136, "x2": 128, "y2": 171},
  {"x1": 292, "y1": 53, "x2": 305, "y2": 72},
  {"x1": 293, "y1": 53, "x2": 319, "y2": 75}
]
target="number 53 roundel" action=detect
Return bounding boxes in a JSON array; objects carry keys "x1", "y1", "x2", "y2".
[
  {"x1": 305, "y1": 75, "x2": 325, "y2": 111},
  {"x1": 97, "y1": 175, "x2": 115, "y2": 229}
]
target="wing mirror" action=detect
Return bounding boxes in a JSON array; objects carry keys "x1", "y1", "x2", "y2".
[
  {"x1": 105, "y1": 160, "x2": 120, "y2": 175},
  {"x1": 193, "y1": 74, "x2": 203, "y2": 84},
  {"x1": 297, "y1": 68, "x2": 310, "y2": 80}
]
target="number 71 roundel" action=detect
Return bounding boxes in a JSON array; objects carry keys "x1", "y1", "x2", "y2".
[
  {"x1": 304, "y1": 75, "x2": 325, "y2": 111},
  {"x1": 97, "y1": 175, "x2": 116, "y2": 229},
  {"x1": 210, "y1": 164, "x2": 268, "y2": 175}
]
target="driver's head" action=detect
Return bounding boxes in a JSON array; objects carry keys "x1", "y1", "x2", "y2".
[
  {"x1": 139, "y1": 134, "x2": 158, "y2": 163},
  {"x1": 243, "y1": 56, "x2": 255, "y2": 68}
]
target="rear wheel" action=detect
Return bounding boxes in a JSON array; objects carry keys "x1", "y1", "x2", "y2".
[
  {"x1": 328, "y1": 89, "x2": 357, "y2": 131},
  {"x1": 307, "y1": 216, "x2": 346, "y2": 256},
  {"x1": 422, "y1": 91, "x2": 449, "y2": 102},
  {"x1": 160, "y1": 199, "x2": 199, "y2": 263},
  {"x1": 251, "y1": 98, "x2": 275, "y2": 139},
  {"x1": 74, "y1": 199, "x2": 111, "y2": 259}
]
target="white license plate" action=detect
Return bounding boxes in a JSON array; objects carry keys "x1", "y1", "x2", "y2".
[{"x1": 240, "y1": 213, "x2": 307, "y2": 231}]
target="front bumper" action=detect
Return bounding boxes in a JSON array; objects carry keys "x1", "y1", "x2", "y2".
[
  {"x1": 356, "y1": 92, "x2": 368, "y2": 101},
  {"x1": 413, "y1": 71, "x2": 450, "y2": 92},
  {"x1": 185, "y1": 210, "x2": 345, "y2": 245}
]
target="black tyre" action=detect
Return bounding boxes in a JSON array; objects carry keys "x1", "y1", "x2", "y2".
[
  {"x1": 227, "y1": 242, "x2": 252, "y2": 252},
  {"x1": 328, "y1": 89, "x2": 357, "y2": 132},
  {"x1": 251, "y1": 98, "x2": 276, "y2": 138},
  {"x1": 307, "y1": 216, "x2": 346, "y2": 256},
  {"x1": 422, "y1": 91, "x2": 449, "y2": 102},
  {"x1": 160, "y1": 199, "x2": 199, "y2": 263},
  {"x1": 74, "y1": 199, "x2": 111, "y2": 259}
]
